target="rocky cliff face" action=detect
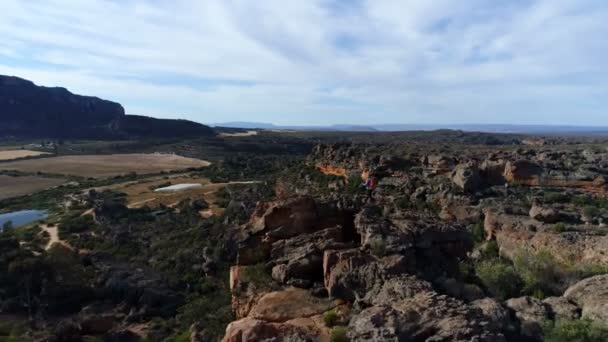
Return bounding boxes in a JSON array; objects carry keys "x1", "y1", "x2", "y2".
[
  {"x1": 0, "y1": 75, "x2": 124, "y2": 138},
  {"x1": 222, "y1": 196, "x2": 506, "y2": 341},
  {"x1": 0, "y1": 75, "x2": 215, "y2": 139}
]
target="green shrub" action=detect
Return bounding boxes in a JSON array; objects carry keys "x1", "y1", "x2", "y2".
[
  {"x1": 346, "y1": 176, "x2": 363, "y2": 194},
  {"x1": 173, "y1": 329, "x2": 191, "y2": 342},
  {"x1": 476, "y1": 259, "x2": 523, "y2": 300},
  {"x1": 574, "y1": 264, "x2": 608, "y2": 279},
  {"x1": 553, "y1": 223, "x2": 567, "y2": 233},
  {"x1": 480, "y1": 240, "x2": 500, "y2": 259},
  {"x1": 243, "y1": 263, "x2": 273, "y2": 288},
  {"x1": 59, "y1": 213, "x2": 96, "y2": 235},
  {"x1": 370, "y1": 239, "x2": 386, "y2": 257},
  {"x1": 543, "y1": 319, "x2": 608, "y2": 342},
  {"x1": 544, "y1": 192, "x2": 571, "y2": 204},
  {"x1": 324, "y1": 310, "x2": 339, "y2": 327},
  {"x1": 470, "y1": 223, "x2": 485, "y2": 244},
  {"x1": 513, "y1": 250, "x2": 564, "y2": 297},
  {"x1": 582, "y1": 206, "x2": 599, "y2": 219},
  {"x1": 2, "y1": 221, "x2": 13, "y2": 231},
  {"x1": 330, "y1": 326, "x2": 349, "y2": 342}
]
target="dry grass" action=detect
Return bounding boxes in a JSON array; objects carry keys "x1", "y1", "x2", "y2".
[
  {"x1": 0, "y1": 175, "x2": 66, "y2": 200},
  {"x1": 0, "y1": 153, "x2": 210, "y2": 178},
  {"x1": 0, "y1": 150, "x2": 50, "y2": 161}
]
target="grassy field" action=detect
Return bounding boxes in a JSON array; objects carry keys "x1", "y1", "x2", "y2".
[
  {"x1": 0, "y1": 150, "x2": 50, "y2": 160},
  {"x1": 0, "y1": 175, "x2": 66, "y2": 200},
  {"x1": 0, "y1": 153, "x2": 210, "y2": 178}
]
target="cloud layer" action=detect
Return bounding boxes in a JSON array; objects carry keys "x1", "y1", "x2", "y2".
[{"x1": 0, "y1": 0, "x2": 606, "y2": 125}]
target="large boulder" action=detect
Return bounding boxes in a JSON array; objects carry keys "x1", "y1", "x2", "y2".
[
  {"x1": 451, "y1": 163, "x2": 482, "y2": 193},
  {"x1": 542, "y1": 297, "x2": 581, "y2": 321},
  {"x1": 249, "y1": 287, "x2": 334, "y2": 323},
  {"x1": 270, "y1": 226, "x2": 355, "y2": 285},
  {"x1": 471, "y1": 298, "x2": 512, "y2": 331},
  {"x1": 504, "y1": 160, "x2": 543, "y2": 185},
  {"x1": 222, "y1": 317, "x2": 316, "y2": 342},
  {"x1": 223, "y1": 287, "x2": 335, "y2": 342},
  {"x1": 505, "y1": 296, "x2": 549, "y2": 339},
  {"x1": 529, "y1": 202, "x2": 560, "y2": 223},
  {"x1": 564, "y1": 275, "x2": 608, "y2": 322},
  {"x1": 249, "y1": 196, "x2": 318, "y2": 239}
]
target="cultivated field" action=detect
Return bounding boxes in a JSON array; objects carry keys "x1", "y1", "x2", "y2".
[
  {"x1": 0, "y1": 175, "x2": 66, "y2": 200},
  {"x1": 97, "y1": 173, "x2": 257, "y2": 217},
  {"x1": 0, "y1": 149, "x2": 50, "y2": 160},
  {"x1": 0, "y1": 153, "x2": 210, "y2": 178}
]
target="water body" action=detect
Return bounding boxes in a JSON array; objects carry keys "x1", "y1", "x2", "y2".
[
  {"x1": 0, "y1": 210, "x2": 48, "y2": 231},
  {"x1": 154, "y1": 183, "x2": 203, "y2": 192}
]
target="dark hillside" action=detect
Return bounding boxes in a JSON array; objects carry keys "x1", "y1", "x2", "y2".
[{"x1": 0, "y1": 75, "x2": 215, "y2": 139}]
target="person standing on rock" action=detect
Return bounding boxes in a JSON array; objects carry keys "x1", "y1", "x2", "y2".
[{"x1": 362, "y1": 173, "x2": 378, "y2": 201}]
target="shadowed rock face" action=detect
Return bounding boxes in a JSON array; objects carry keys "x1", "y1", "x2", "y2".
[
  {"x1": 0, "y1": 75, "x2": 215, "y2": 139},
  {"x1": 0, "y1": 75, "x2": 124, "y2": 138}
]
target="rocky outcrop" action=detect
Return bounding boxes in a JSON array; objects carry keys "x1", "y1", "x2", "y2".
[
  {"x1": 484, "y1": 210, "x2": 608, "y2": 265},
  {"x1": 223, "y1": 287, "x2": 335, "y2": 342},
  {"x1": 223, "y1": 195, "x2": 504, "y2": 341},
  {"x1": 504, "y1": 160, "x2": 543, "y2": 185},
  {"x1": 529, "y1": 202, "x2": 560, "y2": 223},
  {"x1": 349, "y1": 290, "x2": 506, "y2": 341},
  {"x1": 505, "y1": 296, "x2": 549, "y2": 339},
  {"x1": 564, "y1": 274, "x2": 608, "y2": 322},
  {"x1": 542, "y1": 297, "x2": 581, "y2": 320},
  {"x1": 451, "y1": 162, "x2": 482, "y2": 193}
]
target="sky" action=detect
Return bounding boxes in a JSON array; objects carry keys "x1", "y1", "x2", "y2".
[{"x1": 0, "y1": 0, "x2": 607, "y2": 126}]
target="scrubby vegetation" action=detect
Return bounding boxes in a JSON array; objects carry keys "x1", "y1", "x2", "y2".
[
  {"x1": 330, "y1": 326, "x2": 350, "y2": 342},
  {"x1": 543, "y1": 319, "x2": 608, "y2": 342}
]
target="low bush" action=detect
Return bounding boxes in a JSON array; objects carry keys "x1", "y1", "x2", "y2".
[
  {"x1": 243, "y1": 263, "x2": 273, "y2": 289},
  {"x1": 370, "y1": 239, "x2": 386, "y2": 257},
  {"x1": 324, "y1": 310, "x2": 339, "y2": 327},
  {"x1": 470, "y1": 223, "x2": 485, "y2": 244},
  {"x1": 553, "y1": 223, "x2": 567, "y2": 233},
  {"x1": 513, "y1": 250, "x2": 564, "y2": 297},
  {"x1": 59, "y1": 213, "x2": 96, "y2": 236},
  {"x1": 543, "y1": 318, "x2": 608, "y2": 342},
  {"x1": 330, "y1": 326, "x2": 349, "y2": 342},
  {"x1": 476, "y1": 259, "x2": 523, "y2": 300}
]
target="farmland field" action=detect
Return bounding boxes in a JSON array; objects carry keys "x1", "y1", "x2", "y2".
[
  {"x1": 0, "y1": 149, "x2": 50, "y2": 160},
  {"x1": 0, "y1": 153, "x2": 210, "y2": 178},
  {"x1": 97, "y1": 173, "x2": 258, "y2": 216},
  {"x1": 0, "y1": 174, "x2": 66, "y2": 200}
]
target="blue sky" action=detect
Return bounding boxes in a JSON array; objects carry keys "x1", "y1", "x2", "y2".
[{"x1": 0, "y1": 0, "x2": 607, "y2": 126}]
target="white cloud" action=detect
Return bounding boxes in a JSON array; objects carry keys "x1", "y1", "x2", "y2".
[{"x1": 0, "y1": 0, "x2": 606, "y2": 125}]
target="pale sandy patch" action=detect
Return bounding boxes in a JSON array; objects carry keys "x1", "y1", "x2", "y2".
[{"x1": 0, "y1": 149, "x2": 50, "y2": 161}]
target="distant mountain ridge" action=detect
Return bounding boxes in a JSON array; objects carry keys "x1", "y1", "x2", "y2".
[
  {"x1": 212, "y1": 122, "x2": 378, "y2": 132},
  {"x1": 0, "y1": 75, "x2": 214, "y2": 139},
  {"x1": 212, "y1": 122, "x2": 608, "y2": 135}
]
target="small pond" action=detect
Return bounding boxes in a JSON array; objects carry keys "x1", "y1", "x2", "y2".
[{"x1": 0, "y1": 210, "x2": 48, "y2": 231}]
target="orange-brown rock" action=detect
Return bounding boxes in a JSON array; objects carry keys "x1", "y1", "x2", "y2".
[
  {"x1": 316, "y1": 164, "x2": 348, "y2": 178},
  {"x1": 223, "y1": 287, "x2": 336, "y2": 342},
  {"x1": 249, "y1": 287, "x2": 334, "y2": 323}
]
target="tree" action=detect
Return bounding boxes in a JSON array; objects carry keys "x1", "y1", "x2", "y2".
[
  {"x1": 8, "y1": 257, "x2": 49, "y2": 319},
  {"x1": 2, "y1": 220, "x2": 14, "y2": 231}
]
